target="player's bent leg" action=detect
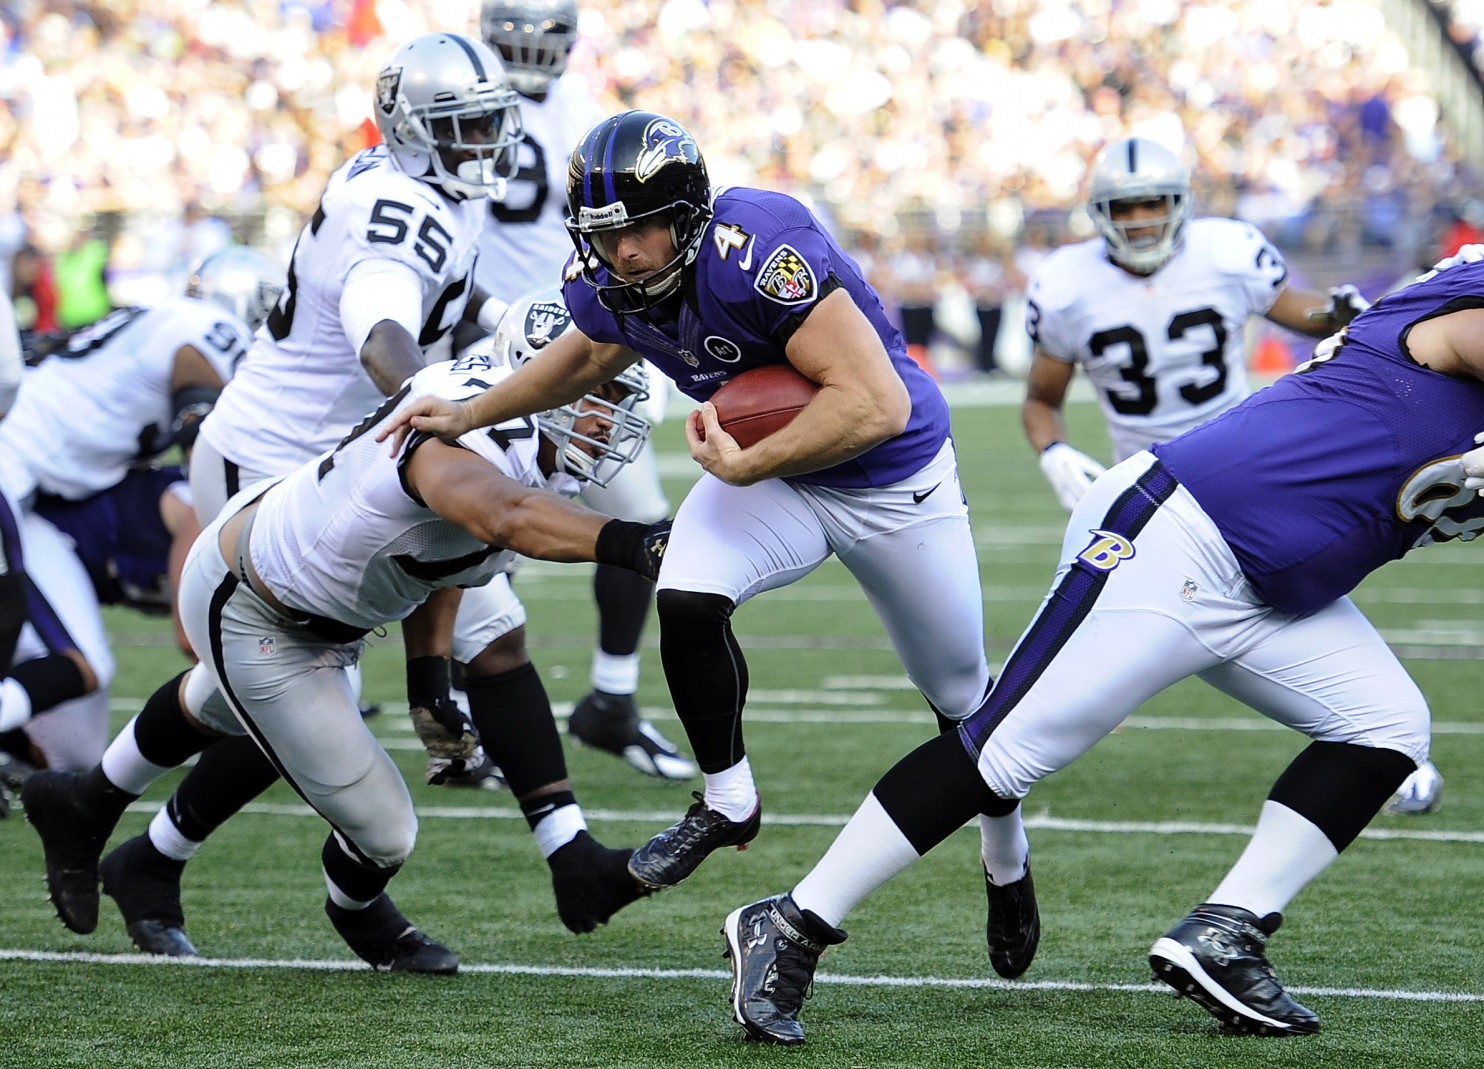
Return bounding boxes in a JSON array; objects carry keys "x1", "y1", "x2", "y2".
[
  {"x1": 461, "y1": 624, "x2": 652, "y2": 933},
  {"x1": 21, "y1": 668, "x2": 218, "y2": 933}
]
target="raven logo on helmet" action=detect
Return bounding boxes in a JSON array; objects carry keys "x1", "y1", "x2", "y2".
[{"x1": 635, "y1": 119, "x2": 698, "y2": 184}]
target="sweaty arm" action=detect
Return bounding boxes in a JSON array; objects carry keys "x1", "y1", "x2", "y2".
[
  {"x1": 1266, "y1": 285, "x2": 1364, "y2": 338},
  {"x1": 690, "y1": 287, "x2": 910, "y2": 485},
  {"x1": 377, "y1": 328, "x2": 638, "y2": 451},
  {"x1": 161, "y1": 485, "x2": 202, "y2": 659},
  {"x1": 341, "y1": 258, "x2": 429, "y2": 395},
  {"x1": 405, "y1": 438, "x2": 614, "y2": 563},
  {"x1": 1021, "y1": 350, "x2": 1077, "y2": 453}
]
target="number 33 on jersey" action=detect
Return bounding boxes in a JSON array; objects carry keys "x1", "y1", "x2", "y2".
[{"x1": 1027, "y1": 217, "x2": 1287, "y2": 461}]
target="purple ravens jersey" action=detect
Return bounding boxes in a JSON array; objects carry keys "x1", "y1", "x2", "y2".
[
  {"x1": 564, "y1": 187, "x2": 950, "y2": 488},
  {"x1": 1154, "y1": 261, "x2": 1484, "y2": 614},
  {"x1": 35, "y1": 465, "x2": 182, "y2": 613}
]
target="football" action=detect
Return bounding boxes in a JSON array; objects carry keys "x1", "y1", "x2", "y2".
[{"x1": 706, "y1": 365, "x2": 821, "y2": 449}]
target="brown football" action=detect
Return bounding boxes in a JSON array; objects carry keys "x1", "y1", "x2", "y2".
[{"x1": 707, "y1": 365, "x2": 821, "y2": 449}]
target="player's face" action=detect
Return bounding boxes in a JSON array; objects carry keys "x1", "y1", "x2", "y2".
[
  {"x1": 1108, "y1": 198, "x2": 1168, "y2": 249},
  {"x1": 589, "y1": 216, "x2": 678, "y2": 285}
]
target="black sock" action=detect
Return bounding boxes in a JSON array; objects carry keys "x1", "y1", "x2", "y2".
[
  {"x1": 521, "y1": 789, "x2": 578, "y2": 834},
  {"x1": 463, "y1": 663, "x2": 568, "y2": 798},
  {"x1": 321, "y1": 834, "x2": 396, "y2": 904},
  {"x1": 132, "y1": 671, "x2": 218, "y2": 768},
  {"x1": 1269, "y1": 741, "x2": 1417, "y2": 851},
  {"x1": 10, "y1": 653, "x2": 87, "y2": 714},
  {"x1": 872, "y1": 731, "x2": 1009, "y2": 855},
  {"x1": 166, "y1": 734, "x2": 282, "y2": 842},
  {"x1": 657, "y1": 589, "x2": 746, "y2": 773},
  {"x1": 594, "y1": 563, "x2": 655, "y2": 656}
]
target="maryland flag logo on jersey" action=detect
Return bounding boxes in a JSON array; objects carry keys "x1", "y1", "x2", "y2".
[{"x1": 754, "y1": 244, "x2": 817, "y2": 306}]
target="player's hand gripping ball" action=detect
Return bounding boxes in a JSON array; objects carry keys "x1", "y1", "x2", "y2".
[{"x1": 704, "y1": 365, "x2": 821, "y2": 448}]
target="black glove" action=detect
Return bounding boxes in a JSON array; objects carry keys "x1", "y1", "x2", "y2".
[
  {"x1": 406, "y1": 656, "x2": 485, "y2": 785},
  {"x1": 595, "y1": 518, "x2": 673, "y2": 582}
]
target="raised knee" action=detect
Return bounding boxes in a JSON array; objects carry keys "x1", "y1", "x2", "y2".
[{"x1": 657, "y1": 589, "x2": 734, "y2": 629}]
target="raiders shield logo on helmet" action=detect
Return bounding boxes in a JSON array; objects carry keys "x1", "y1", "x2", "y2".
[
  {"x1": 524, "y1": 300, "x2": 573, "y2": 348},
  {"x1": 376, "y1": 67, "x2": 402, "y2": 117},
  {"x1": 754, "y1": 245, "x2": 817, "y2": 306}
]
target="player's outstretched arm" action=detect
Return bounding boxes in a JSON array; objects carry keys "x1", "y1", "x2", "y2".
[
  {"x1": 405, "y1": 438, "x2": 667, "y2": 578},
  {"x1": 376, "y1": 331, "x2": 632, "y2": 453},
  {"x1": 1270, "y1": 284, "x2": 1368, "y2": 336}
]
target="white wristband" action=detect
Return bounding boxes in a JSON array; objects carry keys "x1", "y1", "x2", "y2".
[{"x1": 476, "y1": 295, "x2": 508, "y2": 334}]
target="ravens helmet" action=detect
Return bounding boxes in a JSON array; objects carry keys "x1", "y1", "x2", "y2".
[
  {"x1": 480, "y1": 0, "x2": 578, "y2": 98},
  {"x1": 565, "y1": 111, "x2": 712, "y2": 315},
  {"x1": 374, "y1": 32, "x2": 524, "y2": 200},
  {"x1": 186, "y1": 246, "x2": 284, "y2": 334},
  {"x1": 1086, "y1": 137, "x2": 1192, "y2": 274},
  {"x1": 487, "y1": 283, "x2": 651, "y2": 486}
]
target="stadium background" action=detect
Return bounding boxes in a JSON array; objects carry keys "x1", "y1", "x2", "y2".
[{"x1": 5, "y1": 0, "x2": 1484, "y2": 371}]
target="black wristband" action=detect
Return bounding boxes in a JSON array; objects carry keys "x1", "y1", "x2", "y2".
[
  {"x1": 406, "y1": 655, "x2": 451, "y2": 707},
  {"x1": 595, "y1": 519, "x2": 647, "y2": 570}
]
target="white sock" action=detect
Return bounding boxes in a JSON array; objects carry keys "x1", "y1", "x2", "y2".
[
  {"x1": 591, "y1": 651, "x2": 640, "y2": 696},
  {"x1": 0, "y1": 677, "x2": 31, "y2": 732},
  {"x1": 701, "y1": 757, "x2": 757, "y2": 821},
  {"x1": 1208, "y1": 800, "x2": 1339, "y2": 917},
  {"x1": 979, "y1": 808, "x2": 1030, "y2": 886},
  {"x1": 148, "y1": 805, "x2": 202, "y2": 862},
  {"x1": 325, "y1": 880, "x2": 374, "y2": 910},
  {"x1": 533, "y1": 803, "x2": 588, "y2": 859},
  {"x1": 792, "y1": 794, "x2": 920, "y2": 928},
  {"x1": 99, "y1": 715, "x2": 175, "y2": 796}
]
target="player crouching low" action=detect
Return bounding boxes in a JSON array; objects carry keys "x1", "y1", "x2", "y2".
[{"x1": 22, "y1": 352, "x2": 667, "y2": 970}]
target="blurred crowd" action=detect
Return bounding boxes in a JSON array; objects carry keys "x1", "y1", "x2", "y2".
[{"x1": 0, "y1": 0, "x2": 1480, "y2": 365}]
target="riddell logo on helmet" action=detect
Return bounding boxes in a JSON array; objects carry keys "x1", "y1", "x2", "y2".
[{"x1": 580, "y1": 204, "x2": 630, "y2": 228}]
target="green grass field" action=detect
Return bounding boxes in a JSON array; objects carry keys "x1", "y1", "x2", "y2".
[{"x1": 3, "y1": 387, "x2": 1481, "y2": 1068}]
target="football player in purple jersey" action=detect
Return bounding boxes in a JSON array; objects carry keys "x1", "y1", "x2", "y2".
[
  {"x1": 711, "y1": 249, "x2": 1484, "y2": 1044},
  {"x1": 378, "y1": 111, "x2": 1035, "y2": 950}
]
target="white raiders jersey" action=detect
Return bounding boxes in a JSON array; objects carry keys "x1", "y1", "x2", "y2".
[
  {"x1": 0, "y1": 298, "x2": 248, "y2": 502},
  {"x1": 248, "y1": 355, "x2": 568, "y2": 631},
  {"x1": 202, "y1": 145, "x2": 485, "y2": 476},
  {"x1": 475, "y1": 79, "x2": 603, "y2": 302},
  {"x1": 1026, "y1": 216, "x2": 1287, "y2": 462}
]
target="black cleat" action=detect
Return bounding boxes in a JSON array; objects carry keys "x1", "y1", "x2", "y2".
[
  {"x1": 722, "y1": 893, "x2": 846, "y2": 1045},
  {"x1": 984, "y1": 862, "x2": 1040, "y2": 979},
  {"x1": 1150, "y1": 903, "x2": 1319, "y2": 1036},
  {"x1": 20, "y1": 770, "x2": 112, "y2": 933},
  {"x1": 568, "y1": 691, "x2": 696, "y2": 781},
  {"x1": 627, "y1": 791, "x2": 761, "y2": 889},
  {"x1": 326, "y1": 894, "x2": 458, "y2": 974},
  {"x1": 100, "y1": 835, "x2": 198, "y2": 957},
  {"x1": 549, "y1": 830, "x2": 654, "y2": 934}
]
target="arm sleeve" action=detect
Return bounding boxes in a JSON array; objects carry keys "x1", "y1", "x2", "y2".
[{"x1": 339, "y1": 258, "x2": 426, "y2": 355}]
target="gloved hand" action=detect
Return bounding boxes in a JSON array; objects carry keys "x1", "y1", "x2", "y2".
[
  {"x1": 1428, "y1": 243, "x2": 1484, "y2": 274},
  {"x1": 1306, "y1": 284, "x2": 1370, "y2": 329},
  {"x1": 595, "y1": 518, "x2": 672, "y2": 581},
  {"x1": 1462, "y1": 430, "x2": 1484, "y2": 491},
  {"x1": 410, "y1": 697, "x2": 487, "y2": 785},
  {"x1": 406, "y1": 655, "x2": 485, "y2": 785},
  {"x1": 1039, "y1": 443, "x2": 1106, "y2": 512}
]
